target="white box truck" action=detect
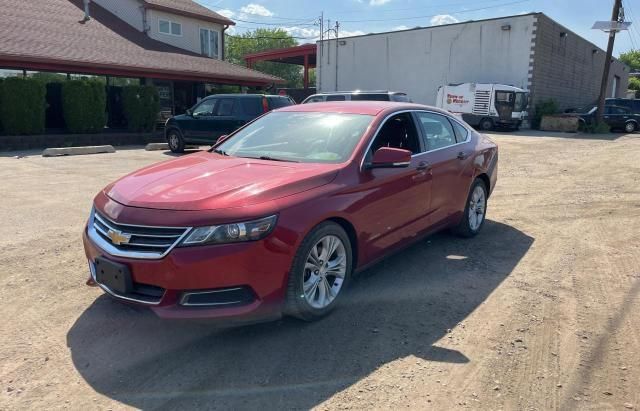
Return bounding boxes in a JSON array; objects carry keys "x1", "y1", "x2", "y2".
[{"x1": 436, "y1": 83, "x2": 529, "y2": 130}]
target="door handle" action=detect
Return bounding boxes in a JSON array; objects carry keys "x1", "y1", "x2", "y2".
[
  {"x1": 457, "y1": 151, "x2": 470, "y2": 160},
  {"x1": 416, "y1": 161, "x2": 431, "y2": 171}
]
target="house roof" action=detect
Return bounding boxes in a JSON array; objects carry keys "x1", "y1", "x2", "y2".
[
  {"x1": 0, "y1": 0, "x2": 279, "y2": 86},
  {"x1": 142, "y1": 0, "x2": 235, "y2": 26}
]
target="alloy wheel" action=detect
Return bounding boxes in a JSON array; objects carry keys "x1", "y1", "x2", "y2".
[
  {"x1": 168, "y1": 134, "x2": 180, "y2": 150},
  {"x1": 303, "y1": 235, "x2": 347, "y2": 309},
  {"x1": 625, "y1": 122, "x2": 636, "y2": 133},
  {"x1": 468, "y1": 185, "x2": 486, "y2": 231}
]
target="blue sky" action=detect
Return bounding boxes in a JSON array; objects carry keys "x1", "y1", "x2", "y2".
[{"x1": 196, "y1": 0, "x2": 639, "y2": 57}]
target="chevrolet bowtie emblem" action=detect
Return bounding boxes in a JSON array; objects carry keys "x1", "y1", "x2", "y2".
[{"x1": 107, "y1": 229, "x2": 131, "y2": 246}]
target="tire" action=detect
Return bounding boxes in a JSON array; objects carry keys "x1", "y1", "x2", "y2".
[
  {"x1": 453, "y1": 178, "x2": 488, "y2": 238},
  {"x1": 625, "y1": 121, "x2": 637, "y2": 133},
  {"x1": 479, "y1": 118, "x2": 494, "y2": 131},
  {"x1": 285, "y1": 222, "x2": 353, "y2": 321},
  {"x1": 167, "y1": 129, "x2": 185, "y2": 153}
]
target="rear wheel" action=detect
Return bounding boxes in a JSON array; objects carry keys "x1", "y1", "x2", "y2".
[
  {"x1": 167, "y1": 129, "x2": 185, "y2": 153},
  {"x1": 625, "y1": 121, "x2": 637, "y2": 133},
  {"x1": 285, "y1": 222, "x2": 352, "y2": 321},
  {"x1": 454, "y1": 178, "x2": 488, "y2": 238},
  {"x1": 479, "y1": 118, "x2": 494, "y2": 131}
]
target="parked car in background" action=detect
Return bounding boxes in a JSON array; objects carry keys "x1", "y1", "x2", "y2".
[
  {"x1": 572, "y1": 105, "x2": 639, "y2": 133},
  {"x1": 84, "y1": 101, "x2": 498, "y2": 323},
  {"x1": 606, "y1": 98, "x2": 640, "y2": 114},
  {"x1": 302, "y1": 91, "x2": 411, "y2": 104},
  {"x1": 165, "y1": 94, "x2": 295, "y2": 153}
]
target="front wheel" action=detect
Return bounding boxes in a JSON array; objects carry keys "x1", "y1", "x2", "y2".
[
  {"x1": 285, "y1": 222, "x2": 353, "y2": 321},
  {"x1": 453, "y1": 178, "x2": 488, "y2": 238},
  {"x1": 167, "y1": 129, "x2": 185, "y2": 153},
  {"x1": 479, "y1": 118, "x2": 494, "y2": 131},
  {"x1": 625, "y1": 121, "x2": 637, "y2": 133}
]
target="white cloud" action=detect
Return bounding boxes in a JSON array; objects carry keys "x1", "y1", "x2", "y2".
[
  {"x1": 369, "y1": 0, "x2": 391, "y2": 5},
  {"x1": 279, "y1": 26, "x2": 364, "y2": 42},
  {"x1": 340, "y1": 29, "x2": 365, "y2": 37},
  {"x1": 393, "y1": 25, "x2": 409, "y2": 31},
  {"x1": 216, "y1": 9, "x2": 235, "y2": 18},
  {"x1": 239, "y1": 3, "x2": 274, "y2": 17},
  {"x1": 430, "y1": 14, "x2": 459, "y2": 26}
]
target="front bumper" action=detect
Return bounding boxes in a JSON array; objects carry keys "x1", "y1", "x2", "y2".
[{"x1": 83, "y1": 228, "x2": 293, "y2": 321}]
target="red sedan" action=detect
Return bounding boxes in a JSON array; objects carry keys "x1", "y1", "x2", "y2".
[{"x1": 83, "y1": 102, "x2": 498, "y2": 322}]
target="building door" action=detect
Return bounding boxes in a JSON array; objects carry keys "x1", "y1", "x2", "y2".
[
  {"x1": 173, "y1": 81, "x2": 196, "y2": 115},
  {"x1": 611, "y1": 76, "x2": 619, "y2": 98}
]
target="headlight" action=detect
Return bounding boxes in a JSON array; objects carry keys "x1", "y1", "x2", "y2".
[{"x1": 180, "y1": 215, "x2": 278, "y2": 246}]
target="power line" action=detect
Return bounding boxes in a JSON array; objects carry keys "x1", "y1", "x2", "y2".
[
  {"x1": 328, "y1": 0, "x2": 527, "y2": 15},
  {"x1": 339, "y1": 0, "x2": 531, "y2": 23},
  {"x1": 226, "y1": 33, "x2": 315, "y2": 40},
  {"x1": 233, "y1": 17, "x2": 316, "y2": 26}
]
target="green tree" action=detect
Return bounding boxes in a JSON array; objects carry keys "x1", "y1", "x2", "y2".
[
  {"x1": 225, "y1": 28, "x2": 302, "y2": 88},
  {"x1": 629, "y1": 77, "x2": 640, "y2": 97},
  {"x1": 619, "y1": 50, "x2": 640, "y2": 72}
]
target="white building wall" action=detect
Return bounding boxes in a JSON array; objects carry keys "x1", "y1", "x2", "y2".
[
  {"x1": 147, "y1": 9, "x2": 223, "y2": 56},
  {"x1": 317, "y1": 15, "x2": 536, "y2": 105},
  {"x1": 93, "y1": 0, "x2": 144, "y2": 31}
]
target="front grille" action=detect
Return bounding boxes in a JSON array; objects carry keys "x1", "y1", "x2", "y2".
[{"x1": 89, "y1": 209, "x2": 191, "y2": 259}]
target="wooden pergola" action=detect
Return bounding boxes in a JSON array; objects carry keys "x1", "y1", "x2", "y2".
[{"x1": 244, "y1": 44, "x2": 317, "y2": 89}]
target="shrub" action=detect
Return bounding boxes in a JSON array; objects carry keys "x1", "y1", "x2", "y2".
[
  {"x1": 0, "y1": 77, "x2": 46, "y2": 135},
  {"x1": 122, "y1": 85, "x2": 160, "y2": 132},
  {"x1": 62, "y1": 80, "x2": 106, "y2": 133},
  {"x1": 532, "y1": 99, "x2": 559, "y2": 129},
  {"x1": 582, "y1": 121, "x2": 610, "y2": 134}
]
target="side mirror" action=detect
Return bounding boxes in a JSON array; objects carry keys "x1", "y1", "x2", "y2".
[
  {"x1": 216, "y1": 134, "x2": 230, "y2": 145},
  {"x1": 367, "y1": 147, "x2": 412, "y2": 169},
  {"x1": 186, "y1": 109, "x2": 193, "y2": 117}
]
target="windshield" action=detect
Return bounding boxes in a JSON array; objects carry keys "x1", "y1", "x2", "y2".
[
  {"x1": 216, "y1": 111, "x2": 374, "y2": 163},
  {"x1": 514, "y1": 92, "x2": 529, "y2": 112}
]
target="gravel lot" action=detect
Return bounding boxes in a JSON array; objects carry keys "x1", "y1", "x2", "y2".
[{"x1": 1, "y1": 131, "x2": 639, "y2": 410}]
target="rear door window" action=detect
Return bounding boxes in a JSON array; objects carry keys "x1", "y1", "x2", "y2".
[
  {"x1": 415, "y1": 112, "x2": 457, "y2": 151},
  {"x1": 215, "y1": 98, "x2": 235, "y2": 116},
  {"x1": 241, "y1": 98, "x2": 263, "y2": 116},
  {"x1": 449, "y1": 119, "x2": 469, "y2": 143},
  {"x1": 326, "y1": 95, "x2": 346, "y2": 101}
]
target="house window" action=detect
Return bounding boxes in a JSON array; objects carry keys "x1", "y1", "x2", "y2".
[
  {"x1": 200, "y1": 28, "x2": 220, "y2": 59},
  {"x1": 159, "y1": 19, "x2": 182, "y2": 36}
]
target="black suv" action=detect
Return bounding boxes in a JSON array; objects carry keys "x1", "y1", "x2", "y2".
[{"x1": 165, "y1": 94, "x2": 295, "y2": 153}]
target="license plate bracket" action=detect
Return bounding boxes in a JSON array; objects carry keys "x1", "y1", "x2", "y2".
[{"x1": 95, "y1": 257, "x2": 133, "y2": 294}]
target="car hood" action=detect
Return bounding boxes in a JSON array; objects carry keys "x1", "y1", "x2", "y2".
[
  {"x1": 105, "y1": 152, "x2": 340, "y2": 211},
  {"x1": 170, "y1": 114, "x2": 190, "y2": 122}
]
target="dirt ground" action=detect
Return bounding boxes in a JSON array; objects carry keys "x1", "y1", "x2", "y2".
[{"x1": 0, "y1": 130, "x2": 639, "y2": 411}]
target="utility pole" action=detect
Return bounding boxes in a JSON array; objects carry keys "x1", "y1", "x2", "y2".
[
  {"x1": 318, "y1": 12, "x2": 323, "y2": 92},
  {"x1": 595, "y1": 0, "x2": 622, "y2": 124},
  {"x1": 335, "y1": 21, "x2": 340, "y2": 91}
]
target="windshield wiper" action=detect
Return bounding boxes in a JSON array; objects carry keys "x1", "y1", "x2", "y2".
[
  {"x1": 212, "y1": 148, "x2": 229, "y2": 156},
  {"x1": 238, "y1": 155, "x2": 298, "y2": 163},
  {"x1": 257, "y1": 156, "x2": 298, "y2": 163}
]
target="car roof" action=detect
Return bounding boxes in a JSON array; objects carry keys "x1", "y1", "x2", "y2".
[
  {"x1": 204, "y1": 94, "x2": 288, "y2": 99},
  {"x1": 310, "y1": 90, "x2": 406, "y2": 96},
  {"x1": 278, "y1": 101, "x2": 447, "y2": 116}
]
